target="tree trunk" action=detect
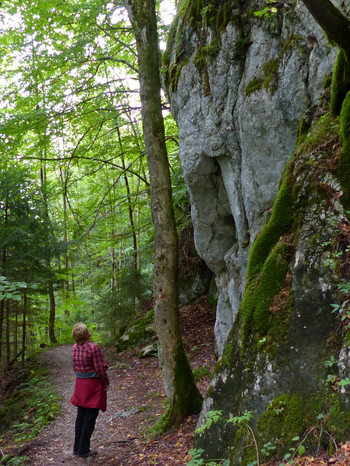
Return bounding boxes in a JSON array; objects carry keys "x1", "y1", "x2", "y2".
[
  {"x1": 0, "y1": 196, "x2": 8, "y2": 369},
  {"x1": 48, "y1": 281, "x2": 57, "y2": 344},
  {"x1": 40, "y1": 160, "x2": 57, "y2": 344},
  {"x1": 5, "y1": 301, "x2": 10, "y2": 370},
  {"x1": 125, "y1": 0, "x2": 202, "y2": 426},
  {"x1": 22, "y1": 292, "x2": 27, "y2": 367},
  {"x1": 120, "y1": 150, "x2": 138, "y2": 272},
  {"x1": 14, "y1": 305, "x2": 18, "y2": 358},
  {"x1": 301, "y1": 0, "x2": 350, "y2": 58}
]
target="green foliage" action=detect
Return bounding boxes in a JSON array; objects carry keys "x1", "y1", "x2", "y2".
[
  {"x1": 330, "y1": 49, "x2": 350, "y2": 117},
  {"x1": 0, "y1": 276, "x2": 27, "y2": 302},
  {"x1": 196, "y1": 410, "x2": 224, "y2": 435},
  {"x1": 95, "y1": 266, "x2": 152, "y2": 342},
  {"x1": 0, "y1": 361, "x2": 60, "y2": 450},
  {"x1": 193, "y1": 366, "x2": 213, "y2": 381},
  {"x1": 253, "y1": 1, "x2": 278, "y2": 18}
]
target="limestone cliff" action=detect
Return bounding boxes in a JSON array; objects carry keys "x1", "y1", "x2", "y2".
[
  {"x1": 165, "y1": 0, "x2": 339, "y2": 354},
  {"x1": 166, "y1": 0, "x2": 350, "y2": 462}
]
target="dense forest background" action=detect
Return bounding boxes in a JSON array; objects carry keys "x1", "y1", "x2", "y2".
[
  {"x1": 2, "y1": 0, "x2": 350, "y2": 464},
  {"x1": 0, "y1": 0, "x2": 185, "y2": 370}
]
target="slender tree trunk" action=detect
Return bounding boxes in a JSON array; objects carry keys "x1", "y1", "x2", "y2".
[
  {"x1": 5, "y1": 301, "x2": 10, "y2": 370},
  {"x1": 14, "y1": 305, "x2": 18, "y2": 358},
  {"x1": 301, "y1": 0, "x2": 350, "y2": 58},
  {"x1": 119, "y1": 143, "x2": 138, "y2": 272},
  {"x1": 48, "y1": 281, "x2": 57, "y2": 343},
  {"x1": 40, "y1": 160, "x2": 57, "y2": 343},
  {"x1": 125, "y1": 0, "x2": 202, "y2": 426},
  {"x1": 0, "y1": 301, "x2": 3, "y2": 367},
  {"x1": 110, "y1": 239, "x2": 116, "y2": 291},
  {"x1": 0, "y1": 196, "x2": 8, "y2": 368},
  {"x1": 22, "y1": 293, "x2": 27, "y2": 367}
]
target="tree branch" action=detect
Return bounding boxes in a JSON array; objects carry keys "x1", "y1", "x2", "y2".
[{"x1": 301, "y1": 0, "x2": 350, "y2": 58}]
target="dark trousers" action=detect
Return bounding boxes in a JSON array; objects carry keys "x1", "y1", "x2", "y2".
[{"x1": 74, "y1": 406, "x2": 99, "y2": 456}]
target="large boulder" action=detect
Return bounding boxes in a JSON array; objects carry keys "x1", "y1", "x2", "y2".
[{"x1": 165, "y1": 0, "x2": 339, "y2": 354}]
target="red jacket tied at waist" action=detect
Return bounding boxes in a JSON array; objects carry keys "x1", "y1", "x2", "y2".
[{"x1": 71, "y1": 341, "x2": 109, "y2": 412}]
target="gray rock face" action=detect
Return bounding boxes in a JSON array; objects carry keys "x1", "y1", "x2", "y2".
[
  {"x1": 167, "y1": 1, "x2": 338, "y2": 354},
  {"x1": 194, "y1": 131, "x2": 350, "y2": 461}
]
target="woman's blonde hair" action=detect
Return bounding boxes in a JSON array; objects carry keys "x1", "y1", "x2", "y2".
[{"x1": 72, "y1": 322, "x2": 90, "y2": 344}]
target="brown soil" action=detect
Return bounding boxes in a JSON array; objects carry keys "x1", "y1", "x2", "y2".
[{"x1": 14, "y1": 297, "x2": 216, "y2": 465}]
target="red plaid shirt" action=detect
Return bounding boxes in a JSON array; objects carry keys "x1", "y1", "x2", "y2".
[{"x1": 72, "y1": 341, "x2": 109, "y2": 387}]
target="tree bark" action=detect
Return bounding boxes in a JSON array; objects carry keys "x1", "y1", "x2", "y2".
[
  {"x1": 5, "y1": 300, "x2": 10, "y2": 370},
  {"x1": 40, "y1": 160, "x2": 57, "y2": 344},
  {"x1": 48, "y1": 281, "x2": 57, "y2": 344},
  {"x1": 22, "y1": 292, "x2": 27, "y2": 367},
  {"x1": 0, "y1": 300, "x2": 3, "y2": 367},
  {"x1": 125, "y1": 0, "x2": 202, "y2": 426},
  {"x1": 301, "y1": 0, "x2": 350, "y2": 58}
]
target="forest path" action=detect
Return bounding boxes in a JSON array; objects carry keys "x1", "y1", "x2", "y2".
[
  {"x1": 24, "y1": 299, "x2": 216, "y2": 465},
  {"x1": 26, "y1": 343, "x2": 167, "y2": 465}
]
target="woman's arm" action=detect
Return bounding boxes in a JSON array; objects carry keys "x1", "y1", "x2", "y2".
[{"x1": 92, "y1": 344, "x2": 110, "y2": 388}]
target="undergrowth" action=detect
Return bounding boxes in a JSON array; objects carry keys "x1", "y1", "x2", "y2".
[{"x1": 0, "y1": 358, "x2": 60, "y2": 464}]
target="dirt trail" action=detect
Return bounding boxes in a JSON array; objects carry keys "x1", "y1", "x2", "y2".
[
  {"x1": 24, "y1": 300, "x2": 216, "y2": 465},
  {"x1": 25, "y1": 344, "x2": 167, "y2": 465}
]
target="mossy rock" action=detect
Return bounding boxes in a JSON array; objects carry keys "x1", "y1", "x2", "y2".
[
  {"x1": 115, "y1": 309, "x2": 155, "y2": 351},
  {"x1": 330, "y1": 49, "x2": 350, "y2": 117},
  {"x1": 245, "y1": 77, "x2": 264, "y2": 96},
  {"x1": 337, "y1": 91, "x2": 350, "y2": 208},
  {"x1": 246, "y1": 166, "x2": 294, "y2": 281}
]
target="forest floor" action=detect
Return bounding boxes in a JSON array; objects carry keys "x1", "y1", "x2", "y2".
[
  {"x1": 4, "y1": 297, "x2": 216, "y2": 465},
  {"x1": 3, "y1": 296, "x2": 350, "y2": 465}
]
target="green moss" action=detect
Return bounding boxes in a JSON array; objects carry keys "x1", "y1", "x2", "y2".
[
  {"x1": 337, "y1": 91, "x2": 350, "y2": 208},
  {"x1": 115, "y1": 309, "x2": 155, "y2": 351},
  {"x1": 164, "y1": 0, "x2": 244, "y2": 96},
  {"x1": 323, "y1": 72, "x2": 333, "y2": 89},
  {"x1": 152, "y1": 343, "x2": 202, "y2": 434},
  {"x1": 328, "y1": 397, "x2": 350, "y2": 437},
  {"x1": 172, "y1": 342, "x2": 203, "y2": 417},
  {"x1": 330, "y1": 49, "x2": 350, "y2": 117},
  {"x1": 215, "y1": 341, "x2": 233, "y2": 372},
  {"x1": 343, "y1": 330, "x2": 350, "y2": 346},
  {"x1": 255, "y1": 393, "x2": 309, "y2": 459},
  {"x1": 245, "y1": 55, "x2": 281, "y2": 96},
  {"x1": 242, "y1": 242, "x2": 290, "y2": 336},
  {"x1": 203, "y1": 39, "x2": 219, "y2": 57},
  {"x1": 296, "y1": 115, "x2": 312, "y2": 140},
  {"x1": 215, "y1": 1, "x2": 233, "y2": 33},
  {"x1": 168, "y1": 57, "x2": 189, "y2": 92},
  {"x1": 267, "y1": 288, "x2": 294, "y2": 346},
  {"x1": 246, "y1": 167, "x2": 294, "y2": 281},
  {"x1": 232, "y1": 392, "x2": 350, "y2": 464},
  {"x1": 296, "y1": 112, "x2": 339, "y2": 153},
  {"x1": 234, "y1": 37, "x2": 253, "y2": 55},
  {"x1": 262, "y1": 57, "x2": 280, "y2": 92},
  {"x1": 245, "y1": 77, "x2": 264, "y2": 95}
]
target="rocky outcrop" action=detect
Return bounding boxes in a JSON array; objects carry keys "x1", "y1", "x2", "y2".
[
  {"x1": 165, "y1": 0, "x2": 350, "y2": 461},
  {"x1": 166, "y1": 0, "x2": 339, "y2": 354},
  {"x1": 193, "y1": 104, "x2": 350, "y2": 462}
]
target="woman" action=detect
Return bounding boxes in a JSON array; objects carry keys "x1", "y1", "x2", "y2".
[{"x1": 71, "y1": 322, "x2": 109, "y2": 458}]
